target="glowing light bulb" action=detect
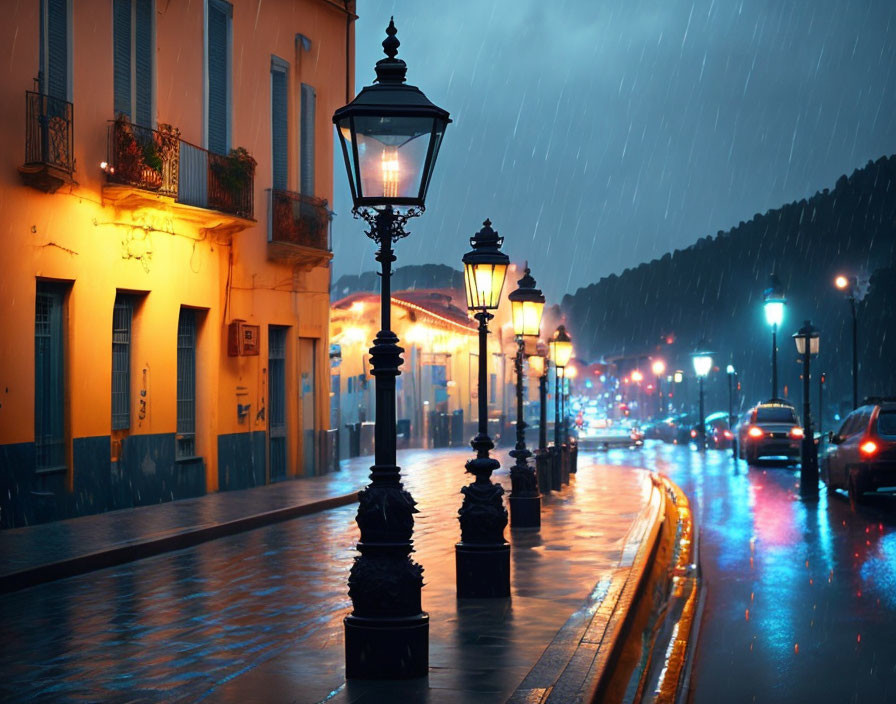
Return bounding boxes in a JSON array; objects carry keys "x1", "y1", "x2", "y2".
[{"x1": 381, "y1": 148, "x2": 400, "y2": 198}]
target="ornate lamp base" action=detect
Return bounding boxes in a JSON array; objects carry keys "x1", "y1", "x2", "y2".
[
  {"x1": 455, "y1": 542, "x2": 510, "y2": 598},
  {"x1": 509, "y1": 494, "x2": 541, "y2": 529},
  {"x1": 344, "y1": 612, "x2": 429, "y2": 679}
]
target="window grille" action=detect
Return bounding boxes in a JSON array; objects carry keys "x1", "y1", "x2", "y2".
[{"x1": 176, "y1": 308, "x2": 196, "y2": 458}]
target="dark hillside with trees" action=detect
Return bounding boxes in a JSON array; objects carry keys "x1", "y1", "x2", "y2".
[{"x1": 561, "y1": 155, "x2": 896, "y2": 423}]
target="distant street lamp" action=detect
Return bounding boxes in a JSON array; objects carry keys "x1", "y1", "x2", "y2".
[
  {"x1": 550, "y1": 326, "x2": 573, "y2": 487},
  {"x1": 726, "y1": 364, "x2": 737, "y2": 458},
  {"x1": 793, "y1": 321, "x2": 820, "y2": 496},
  {"x1": 652, "y1": 359, "x2": 666, "y2": 417},
  {"x1": 763, "y1": 273, "x2": 786, "y2": 400},
  {"x1": 692, "y1": 350, "x2": 713, "y2": 451},
  {"x1": 550, "y1": 326, "x2": 573, "y2": 446},
  {"x1": 834, "y1": 274, "x2": 859, "y2": 409},
  {"x1": 457, "y1": 219, "x2": 510, "y2": 598},
  {"x1": 333, "y1": 18, "x2": 451, "y2": 679},
  {"x1": 507, "y1": 266, "x2": 545, "y2": 529}
]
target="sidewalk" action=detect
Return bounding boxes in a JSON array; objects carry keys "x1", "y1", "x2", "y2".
[
  {"x1": 0, "y1": 460, "x2": 369, "y2": 592},
  {"x1": 0, "y1": 448, "x2": 697, "y2": 703}
]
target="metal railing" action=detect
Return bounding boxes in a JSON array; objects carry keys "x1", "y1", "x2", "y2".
[
  {"x1": 25, "y1": 91, "x2": 74, "y2": 173},
  {"x1": 208, "y1": 151, "x2": 254, "y2": 219},
  {"x1": 106, "y1": 119, "x2": 179, "y2": 197},
  {"x1": 269, "y1": 189, "x2": 330, "y2": 251}
]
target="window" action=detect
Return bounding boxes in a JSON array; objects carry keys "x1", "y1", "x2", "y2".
[
  {"x1": 269, "y1": 327, "x2": 287, "y2": 481},
  {"x1": 877, "y1": 410, "x2": 896, "y2": 438},
  {"x1": 271, "y1": 57, "x2": 289, "y2": 190},
  {"x1": 40, "y1": 0, "x2": 69, "y2": 100},
  {"x1": 755, "y1": 406, "x2": 797, "y2": 424},
  {"x1": 111, "y1": 295, "x2": 133, "y2": 430},
  {"x1": 300, "y1": 83, "x2": 315, "y2": 194},
  {"x1": 207, "y1": 0, "x2": 232, "y2": 155},
  {"x1": 35, "y1": 282, "x2": 67, "y2": 470},
  {"x1": 113, "y1": 0, "x2": 154, "y2": 126},
  {"x1": 176, "y1": 308, "x2": 197, "y2": 458}
]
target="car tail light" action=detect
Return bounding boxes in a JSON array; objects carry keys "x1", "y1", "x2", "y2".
[
  {"x1": 790, "y1": 427, "x2": 804, "y2": 438},
  {"x1": 723, "y1": 430, "x2": 733, "y2": 439},
  {"x1": 690, "y1": 429, "x2": 697, "y2": 438},
  {"x1": 860, "y1": 440, "x2": 878, "y2": 456},
  {"x1": 748, "y1": 426, "x2": 764, "y2": 438}
]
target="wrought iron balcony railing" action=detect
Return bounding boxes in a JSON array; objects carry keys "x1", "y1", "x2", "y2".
[
  {"x1": 106, "y1": 118, "x2": 179, "y2": 197},
  {"x1": 24, "y1": 91, "x2": 74, "y2": 174},
  {"x1": 105, "y1": 117, "x2": 255, "y2": 220},
  {"x1": 269, "y1": 189, "x2": 331, "y2": 251}
]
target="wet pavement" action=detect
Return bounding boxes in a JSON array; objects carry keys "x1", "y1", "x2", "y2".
[
  {"x1": 0, "y1": 447, "x2": 654, "y2": 703},
  {"x1": 597, "y1": 440, "x2": 896, "y2": 704}
]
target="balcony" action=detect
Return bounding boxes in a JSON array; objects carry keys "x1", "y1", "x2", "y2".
[
  {"x1": 267, "y1": 189, "x2": 333, "y2": 268},
  {"x1": 19, "y1": 91, "x2": 75, "y2": 193},
  {"x1": 103, "y1": 117, "x2": 255, "y2": 232}
]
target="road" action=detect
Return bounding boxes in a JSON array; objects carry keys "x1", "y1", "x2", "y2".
[
  {"x1": 596, "y1": 440, "x2": 896, "y2": 704},
  {"x1": 2, "y1": 442, "x2": 894, "y2": 703}
]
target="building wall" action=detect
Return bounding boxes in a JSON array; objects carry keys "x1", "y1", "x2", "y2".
[{"x1": 0, "y1": 0, "x2": 354, "y2": 528}]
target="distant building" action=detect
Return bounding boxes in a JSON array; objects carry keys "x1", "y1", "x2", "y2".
[
  {"x1": 330, "y1": 263, "x2": 546, "y2": 455},
  {"x1": 0, "y1": 0, "x2": 356, "y2": 528}
]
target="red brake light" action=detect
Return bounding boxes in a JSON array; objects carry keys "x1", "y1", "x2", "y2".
[
  {"x1": 860, "y1": 440, "x2": 878, "y2": 456},
  {"x1": 690, "y1": 429, "x2": 697, "y2": 438},
  {"x1": 790, "y1": 427, "x2": 804, "y2": 438},
  {"x1": 748, "y1": 426, "x2": 764, "y2": 438},
  {"x1": 723, "y1": 430, "x2": 733, "y2": 439}
]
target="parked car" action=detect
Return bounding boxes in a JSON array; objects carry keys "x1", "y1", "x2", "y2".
[
  {"x1": 737, "y1": 401, "x2": 803, "y2": 464},
  {"x1": 821, "y1": 398, "x2": 896, "y2": 503},
  {"x1": 579, "y1": 417, "x2": 643, "y2": 449}
]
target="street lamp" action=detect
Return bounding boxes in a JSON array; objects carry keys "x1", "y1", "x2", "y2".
[
  {"x1": 529, "y1": 343, "x2": 551, "y2": 495},
  {"x1": 549, "y1": 325, "x2": 573, "y2": 445},
  {"x1": 652, "y1": 359, "x2": 666, "y2": 417},
  {"x1": 834, "y1": 274, "x2": 859, "y2": 409},
  {"x1": 726, "y1": 364, "x2": 737, "y2": 458},
  {"x1": 763, "y1": 273, "x2": 786, "y2": 400},
  {"x1": 507, "y1": 266, "x2": 545, "y2": 529},
  {"x1": 333, "y1": 18, "x2": 450, "y2": 679},
  {"x1": 692, "y1": 350, "x2": 713, "y2": 451},
  {"x1": 793, "y1": 321, "x2": 820, "y2": 496},
  {"x1": 457, "y1": 219, "x2": 510, "y2": 598}
]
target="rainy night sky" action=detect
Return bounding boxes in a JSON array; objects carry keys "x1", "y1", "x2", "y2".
[{"x1": 331, "y1": 0, "x2": 896, "y2": 303}]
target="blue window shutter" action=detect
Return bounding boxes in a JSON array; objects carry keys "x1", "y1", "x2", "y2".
[
  {"x1": 113, "y1": 0, "x2": 131, "y2": 117},
  {"x1": 46, "y1": 0, "x2": 68, "y2": 100},
  {"x1": 271, "y1": 64, "x2": 288, "y2": 190},
  {"x1": 135, "y1": 0, "x2": 153, "y2": 127},
  {"x1": 300, "y1": 83, "x2": 315, "y2": 195},
  {"x1": 207, "y1": 2, "x2": 229, "y2": 155}
]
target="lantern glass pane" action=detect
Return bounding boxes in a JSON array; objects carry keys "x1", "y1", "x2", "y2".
[
  {"x1": 523, "y1": 300, "x2": 544, "y2": 337},
  {"x1": 464, "y1": 262, "x2": 507, "y2": 310},
  {"x1": 353, "y1": 115, "x2": 434, "y2": 200},
  {"x1": 511, "y1": 299, "x2": 525, "y2": 336},
  {"x1": 528, "y1": 355, "x2": 544, "y2": 377},
  {"x1": 692, "y1": 354, "x2": 712, "y2": 377},
  {"x1": 551, "y1": 340, "x2": 573, "y2": 368},
  {"x1": 810, "y1": 335, "x2": 819, "y2": 355},
  {"x1": 764, "y1": 300, "x2": 784, "y2": 327},
  {"x1": 794, "y1": 335, "x2": 806, "y2": 355}
]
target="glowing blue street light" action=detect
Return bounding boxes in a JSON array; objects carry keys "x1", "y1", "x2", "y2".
[
  {"x1": 691, "y1": 348, "x2": 713, "y2": 451},
  {"x1": 763, "y1": 273, "x2": 786, "y2": 399}
]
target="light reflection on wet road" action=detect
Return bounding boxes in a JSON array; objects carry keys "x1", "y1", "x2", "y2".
[{"x1": 597, "y1": 441, "x2": 896, "y2": 703}]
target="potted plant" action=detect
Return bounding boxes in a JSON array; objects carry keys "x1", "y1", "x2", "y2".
[{"x1": 211, "y1": 146, "x2": 256, "y2": 214}]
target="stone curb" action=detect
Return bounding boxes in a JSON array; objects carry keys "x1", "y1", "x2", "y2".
[
  {"x1": 508, "y1": 471, "x2": 700, "y2": 704},
  {"x1": 0, "y1": 491, "x2": 360, "y2": 594}
]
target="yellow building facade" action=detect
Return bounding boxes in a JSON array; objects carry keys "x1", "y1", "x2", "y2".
[{"x1": 0, "y1": 0, "x2": 355, "y2": 527}]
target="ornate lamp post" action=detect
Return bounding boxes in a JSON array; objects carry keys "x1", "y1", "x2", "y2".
[
  {"x1": 793, "y1": 321, "x2": 820, "y2": 496},
  {"x1": 457, "y1": 219, "x2": 510, "y2": 598},
  {"x1": 550, "y1": 326, "x2": 573, "y2": 486},
  {"x1": 726, "y1": 364, "x2": 738, "y2": 458},
  {"x1": 333, "y1": 18, "x2": 451, "y2": 679},
  {"x1": 507, "y1": 267, "x2": 545, "y2": 528},
  {"x1": 834, "y1": 275, "x2": 859, "y2": 409},
  {"x1": 692, "y1": 350, "x2": 713, "y2": 451},
  {"x1": 763, "y1": 273, "x2": 786, "y2": 400}
]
